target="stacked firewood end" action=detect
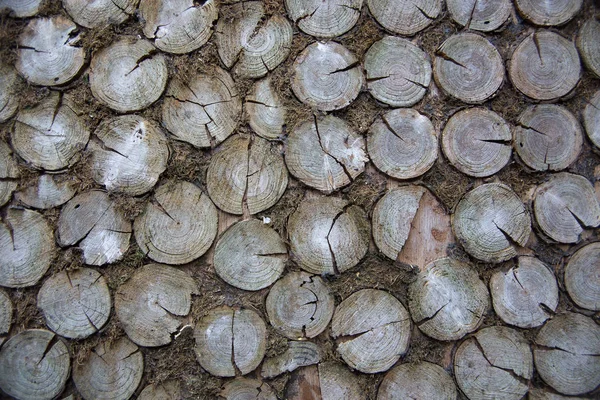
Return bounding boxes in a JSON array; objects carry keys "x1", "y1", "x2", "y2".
[{"x1": 0, "y1": 0, "x2": 599, "y2": 399}]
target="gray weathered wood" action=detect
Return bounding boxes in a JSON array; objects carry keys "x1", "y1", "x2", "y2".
[
  {"x1": 220, "y1": 378, "x2": 277, "y2": 400},
  {"x1": 0, "y1": 0, "x2": 42, "y2": 17},
  {"x1": 565, "y1": 242, "x2": 600, "y2": 311},
  {"x1": 286, "y1": 0, "x2": 362, "y2": 38},
  {"x1": 63, "y1": 0, "x2": 138, "y2": 28},
  {"x1": 0, "y1": 62, "x2": 20, "y2": 123},
  {"x1": 138, "y1": 381, "x2": 181, "y2": 400},
  {"x1": 367, "y1": 0, "x2": 441, "y2": 35},
  {"x1": 246, "y1": 78, "x2": 286, "y2": 140},
  {"x1": 578, "y1": 18, "x2": 600, "y2": 78},
  {"x1": 377, "y1": 361, "x2": 457, "y2": 400},
  {"x1": 583, "y1": 89, "x2": 600, "y2": 149},
  {"x1": 0, "y1": 289, "x2": 12, "y2": 347},
  {"x1": 0, "y1": 140, "x2": 19, "y2": 207},
  {"x1": 16, "y1": 174, "x2": 78, "y2": 210},
  {"x1": 262, "y1": 341, "x2": 320, "y2": 378},
  {"x1": 515, "y1": 0, "x2": 582, "y2": 26},
  {"x1": 447, "y1": 0, "x2": 511, "y2": 31}
]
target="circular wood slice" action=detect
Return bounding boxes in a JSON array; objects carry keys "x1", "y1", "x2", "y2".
[
  {"x1": 534, "y1": 312, "x2": 600, "y2": 395},
  {"x1": 141, "y1": 0, "x2": 218, "y2": 54},
  {"x1": 134, "y1": 180, "x2": 218, "y2": 264},
  {"x1": 286, "y1": 115, "x2": 367, "y2": 193},
  {"x1": 16, "y1": 16, "x2": 84, "y2": 86},
  {"x1": 116, "y1": 264, "x2": 198, "y2": 347},
  {"x1": 368, "y1": 109, "x2": 436, "y2": 179},
  {"x1": 266, "y1": 271, "x2": 334, "y2": 339},
  {"x1": 565, "y1": 242, "x2": 600, "y2": 310},
  {"x1": 409, "y1": 257, "x2": 489, "y2": 341},
  {"x1": 0, "y1": 0, "x2": 42, "y2": 17},
  {"x1": 194, "y1": 306, "x2": 267, "y2": 377},
  {"x1": 490, "y1": 256, "x2": 558, "y2": 328},
  {"x1": 162, "y1": 67, "x2": 241, "y2": 148},
  {"x1": 515, "y1": 104, "x2": 582, "y2": 172},
  {"x1": 455, "y1": 326, "x2": 533, "y2": 400},
  {"x1": 90, "y1": 115, "x2": 169, "y2": 195},
  {"x1": 262, "y1": 341, "x2": 320, "y2": 378},
  {"x1": 285, "y1": 363, "x2": 364, "y2": 400},
  {"x1": 214, "y1": 219, "x2": 287, "y2": 291},
  {"x1": 73, "y1": 337, "x2": 143, "y2": 400},
  {"x1": 434, "y1": 33, "x2": 504, "y2": 103},
  {"x1": 0, "y1": 140, "x2": 19, "y2": 207},
  {"x1": 534, "y1": 173, "x2": 600, "y2": 243},
  {"x1": 63, "y1": 0, "x2": 138, "y2": 28},
  {"x1": 217, "y1": 1, "x2": 292, "y2": 78},
  {"x1": 288, "y1": 196, "x2": 369, "y2": 275},
  {"x1": 90, "y1": 37, "x2": 167, "y2": 112},
  {"x1": 0, "y1": 208, "x2": 55, "y2": 288},
  {"x1": 367, "y1": 0, "x2": 441, "y2": 35},
  {"x1": 291, "y1": 42, "x2": 364, "y2": 111},
  {"x1": 207, "y1": 135, "x2": 287, "y2": 214},
  {"x1": 139, "y1": 380, "x2": 181, "y2": 400},
  {"x1": 57, "y1": 190, "x2": 132, "y2": 266},
  {"x1": 447, "y1": 0, "x2": 511, "y2": 31},
  {"x1": 220, "y1": 378, "x2": 277, "y2": 400},
  {"x1": 286, "y1": 0, "x2": 362, "y2": 38},
  {"x1": 583, "y1": 89, "x2": 600, "y2": 148},
  {"x1": 442, "y1": 108, "x2": 512, "y2": 177},
  {"x1": 578, "y1": 18, "x2": 600, "y2": 78},
  {"x1": 377, "y1": 361, "x2": 456, "y2": 400},
  {"x1": 0, "y1": 329, "x2": 70, "y2": 400},
  {"x1": 453, "y1": 183, "x2": 531, "y2": 263},
  {"x1": 331, "y1": 289, "x2": 411, "y2": 373},
  {"x1": 16, "y1": 174, "x2": 77, "y2": 210},
  {"x1": 38, "y1": 268, "x2": 111, "y2": 339},
  {"x1": 364, "y1": 36, "x2": 431, "y2": 107},
  {"x1": 13, "y1": 93, "x2": 89, "y2": 171},
  {"x1": 0, "y1": 289, "x2": 13, "y2": 347},
  {"x1": 0, "y1": 63, "x2": 20, "y2": 123},
  {"x1": 246, "y1": 77, "x2": 286, "y2": 140},
  {"x1": 515, "y1": 0, "x2": 582, "y2": 26},
  {"x1": 509, "y1": 31, "x2": 580, "y2": 101}
]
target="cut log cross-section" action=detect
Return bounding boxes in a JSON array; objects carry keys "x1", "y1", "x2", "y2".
[
  {"x1": 583, "y1": 89, "x2": 600, "y2": 149},
  {"x1": 367, "y1": 0, "x2": 441, "y2": 36},
  {"x1": 246, "y1": 77, "x2": 286, "y2": 140},
  {"x1": 578, "y1": 18, "x2": 600, "y2": 78},
  {"x1": 15, "y1": 174, "x2": 78, "y2": 210},
  {"x1": 446, "y1": 0, "x2": 511, "y2": 31},
  {"x1": 377, "y1": 362, "x2": 457, "y2": 400},
  {"x1": 285, "y1": 362, "x2": 364, "y2": 400},
  {"x1": 564, "y1": 242, "x2": 600, "y2": 311},
  {"x1": 0, "y1": 289, "x2": 13, "y2": 347},
  {"x1": 0, "y1": 62, "x2": 20, "y2": 123},
  {"x1": 220, "y1": 378, "x2": 278, "y2": 400},
  {"x1": 138, "y1": 381, "x2": 181, "y2": 400},
  {"x1": 0, "y1": 140, "x2": 19, "y2": 207},
  {"x1": 0, "y1": 0, "x2": 43, "y2": 17},
  {"x1": 286, "y1": 0, "x2": 362, "y2": 38},
  {"x1": 261, "y1": 341, "x2": 320, "y2": 378},
  {"x1": 515, "y1": 0, "x2": 582, "y2": 26},
  {"x1": 63, "y1": 0, "x2": 138, "y2": 28}
]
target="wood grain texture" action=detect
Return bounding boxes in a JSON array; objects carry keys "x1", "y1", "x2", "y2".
[
  {"x1": 367, "y1": 0, "x2": 441, "y2": 35},
  {"x1": 0, "y1": 0, "x2": 42, "y2": 17},
  {"x1": 0, "y1": 140, "x2": 19, "y2": 207},
  {"x1": 564, "y1": 242, "x2": 600, "y2": 310},
  {"x1": 515, "y1": 0, "x2": 582, "y2": 26},
  {"x1": 577, "y1": 18, "x2": 600, "y2": 78},
  {"x1": 246, "y1": 77, "x2": 286, "y2": 140},
  {"x1": 63, "y1": 0, "x2": 138, "y2": 28},
  {"x1": 220, "y1": 378, "x2": 277, "y2": 400},
  {"x1": 583, "y1": 88, "x2": 600, "y2": 149},
  {"x1": 0, "y1": 289, "x2": 13, "y2": 347},
  {"x1": 0, "y1": 62, "x2": 20, "y2": 123},
  {"x1": 447, "y1": 0, "x2": 511, "y2": 31},
  {"x1": 16, "y1": 174, "x2": 78, "y2": 210},
  {"x1": 377, "y1": 361, "x2": 457, "y2": 400},
  {"x1": 138, "y1": 380, "x2": 181, "y2": 400},
  {"x1": 262, "y1": 341, "x2": 320, "y2": 378},
  {"x1": 286, "y1": 0, "x2": 362, "y2": 38}
]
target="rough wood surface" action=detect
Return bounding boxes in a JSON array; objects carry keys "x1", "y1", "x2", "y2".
[
  {"x1": 139, "y1": 380, "x2": 181, "y2": 400},
  {"x1": 0, "y1": 208, "x2": 55, "y2": 288},
  {"x1": 377, "y1": 361, "x2": 456, "y2": 400},
  {"x1": 90, "y1": 115, "x2": 169, "y2": 195},
  {"x1": 13, "y1": 92, "x2": 89, "y2": 171},
  {"x1": 288, "y1": 196, "x2": 370, "y2": 275},
  {"x1": 442, "y1": 107, "x2": 512, "y2": 177},
  {"x1": 207, "y1": 135, "x2": 287, "y2": 214},
  {"x1": 434, "y1": 32, "x2": 504, "y2": 103},
  {"x1": 578, "y1": 18, "x2": 600, "y2": 78},
  {"x1": 220, "y1": 378, "x2": 277, "y2": 400},
  {"x1": 141, "y1": 0, "x2": 218, "y2": 54},
  {"x1": 534, "y1": 312, "x2": 600, "y2": 395},
  {"x1": 0, "y1": 62, "x2": 20, "y2": 122},
  {"x1": 515, "y1": 0, "x2": 582, "y2": 26},
  {"x1": 217, "y1": 1, "x2": 292, "y2": 78},
  {"x1": 16, "y1": 174, "x2": 78, "y2": 209},
  {"x1": 319, "y1": 362, "x2": 364, "y2": 399},
  {"x1": 286, "y1": 0, "x2": 362, "y2": 38},
  {"x1": 262, "y1": 341, "x2": 320, "y2": 378},
  {"x1": 529, "y1": 388, "x2": 587, "y2": 400},
  {"x1": 331, "y1": 289, "x2": 411, "y2": 373},
  {"x1": 447, "y1": 0, "x2": 511, "y2": 31},
  {"x1": 291, "y1": 42, "x2": 364, "y2": 111},
  {"x1": 266, "y1": 271, "x2": 334, "y2": 339},
  {"x1": 214, "y1": 219, "x2": 287, "y2": 291},
  {"x1": 89, "y1": 37, "x2": 167, "y2": 112},
  {"x1": 38, "y1": 268, "x2": 111, "y2": 339},
  {"x1": 16, "y1": 16, "x2": 84, "y2": 86},
  {"x1": 0, "y1": 0, "x2": 42, "y2": 17},
  {"x1": 246, "y1": 77, "x2": 286, "y2": 140},
  {"x1": 514, "y1": 104, "x2": 582, "y2": 172},
  {"x1": 115, "y1": 264, "x2": 198, "y2": 347},
  {"x1": 63, "y1": 0, "x2": 138, "y2": 28},
  {"x1": 135, "y1": 180, "x2": 218, "y2": 264},
  {"x1": 57, "y1": 190, "x2": 131, "y2": 265},
  {"x1": 455, "y1": 326, "x2": 533, "y2": 400},
  {"x1": 162, "y1": 67, "x2": 241, "y2": 148},
  {"x1": 564, "y1": 242, "x2": 600, "y2": 311},
  {"x1": 509, "y1": 31, "x2": 580, "y2": 101},
  {"x1": 286, "y1": 115, "x2": 366, "y2": 193},
  {"x1": 490, "y1": 256, "x2": 558, "y2": 328},
  {"x1": 367, "y1": 0, "x2": 441, "y2": 35},
  {"x1": 409, "y1": 258, "x2": 489, "y2": 341},
  {"x1": 194, "y1": 306, "x2": 267, "y2": 377},
  {"x1": 583, "y1": 88, "x2": 600, "y2": 148},
  {"x1": 534, "y1": 173, "x2": 600, "y2": 243},
  {"x1": 0, "y1": 329, "x2": 70, "y2": 400},
  {"x1": 0, "y1": 140, "x2": 19, "y2": 207},
  {"x1": 73, "y1": 337, "x2": 143, "y2": 400},
  {"x1": 453, "y1": 183, "x2": 531, "y2": 263},
  {"x1": 0, "y1": 289, "x2": 12, "y2": 347}
]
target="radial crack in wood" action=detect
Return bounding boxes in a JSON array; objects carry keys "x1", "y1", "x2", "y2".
[
  {"x1": 367, "y1": 0, "x2": 441, "y2": 35},
  {"x1": 0, "y1": 0, "x2": 43, "y2": 17},
  {"x1": 0, "y1": 140, "x2": 19, "y2": 207},
  {"x1": 246, "y1": 77, "x2": 286, "y2": 140},
  {"x1": 291, "y1": 42, "x2": 364, "y2": 111},
  {"x1": 0, "y1": 62, "x2": 20, "y2": 123},
  {"x1": 286, "y1": 0, "x2": 363, "y2": 38},
  {"x1": 377, "y1": 361, "x2": 457, "y2": 400},
  {"x1": 63, "y1": 0, "x2": 139, "y2": 28},
  {"x1": 73, "y1": 337, "x2": 144, "y2": 400},
  {"x1": 533, "y1": 173, "x2": 600, "y2": 243},
  {"x1": 583, "y1": 88, "x2": 600, "y2": 149},
  {"x1": 564, "y1": 242, "x2": 600, "y2": 311},
  {"x1": 57, "y1": 190, "x2": 132, "y2": 266},
  {"x1": 262, "y1": 341, "x2": 320, "y2": 379},
  {"x1": 453, "y1": 183, "x2": 531, "y2": 263},
  {"x1": 409, "y1": 258, "x2": 489, "y2": 341},
  {"x1": 220, "y1": 378, "x2": 277, "y2": 400},
  {"x1": 139, "y1": 380, "x2": 181, "y2": 400},
  {"x1": 447, "y1": 0, "x2": 511, "y2": 31},
  {"x1": 16, "y1": 174, "x2": 78, "y2": 209},
  {"x1": 515, "y1": 0, "x2": 582, "y2": 26},
  {"x1": 578, "y1": 18, "x2": 600, "y2": 78},
  {"x1": 0, "y1": 289, "x2": 13, "y2": 347},
  {"x1": 0, "y1": 208, "x2": 56, "y2": 288}
]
